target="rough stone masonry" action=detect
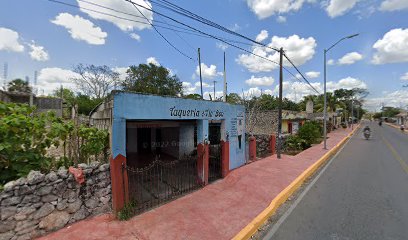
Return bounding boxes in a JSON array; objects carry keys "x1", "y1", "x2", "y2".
[{"x1": 0, "y1": 162, "x2": 112, "y2": 240}]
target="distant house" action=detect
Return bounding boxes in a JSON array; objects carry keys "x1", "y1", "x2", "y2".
[
  {"x1": 0, "y1": 90, "x2": 63, "y2": 116},
  {"x1": 247, "y1": 110, "x2": 307, "y2": 136},
  {"x1": 396, "y1": 111, "x2": 407, "y2": 127}
]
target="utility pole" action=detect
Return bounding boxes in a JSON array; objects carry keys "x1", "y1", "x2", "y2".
[
  {"x1": 198, "y1": 48, "x2": 203, "y2": 99},
  {"x1": 213, "y1": 80, "x2": 217, "y2": 101},
  {"x1": 351, "y1": 99, "x2": 354, "y2": 130},
  {"x1": 223, "y1": 51, "x2": 227, "y2": 102},
  {"x1": 323, "y1": 49, "x2": 328, "y2": 149},
  {"x1": 277, "y1": 48, "x2": 283, "y2": 159},
  {"x1": 3, "y1": 63, "x2": 8, "y2": 90}
]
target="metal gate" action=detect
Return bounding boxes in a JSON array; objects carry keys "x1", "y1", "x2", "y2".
[
  {"x1": 209, "y1": 145, "x2": 222, "y2": 183},
  {"x1": 124, "y1": 154, "x2": 202, "y2": 215}
]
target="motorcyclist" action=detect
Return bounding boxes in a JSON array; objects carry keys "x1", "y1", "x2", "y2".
[{"x1": 363, "y1": 126, "x2": 371, "y2": 132}]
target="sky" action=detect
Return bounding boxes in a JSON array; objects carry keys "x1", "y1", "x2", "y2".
[{"x1": 1, "y1": 0, "x2": 408, "y2": 111}]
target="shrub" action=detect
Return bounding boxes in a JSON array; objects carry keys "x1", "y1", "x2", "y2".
[
  {"x1": 0, "y1": 101, "x2": 109, "y2": 185},
  {"x1": 284, "y1": 135, "x2": 308, "y2": 151},
  {"x1": 297, "y1": 121, "x2": 322, "y2": 146}
]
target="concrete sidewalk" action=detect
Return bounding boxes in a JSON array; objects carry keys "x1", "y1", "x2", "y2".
[{"x1": 38, "y1": 128, "x2": 352, "y2": 240}]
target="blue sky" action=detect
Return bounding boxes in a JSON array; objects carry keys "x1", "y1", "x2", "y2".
[{"x1": 1, "y1": 0, "x2": 408, "y2": 111}]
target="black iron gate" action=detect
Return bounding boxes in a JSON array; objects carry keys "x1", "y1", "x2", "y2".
[
  {"x1": 124, "y1": 154, "x2": 202, "y2": 215},
  {"x1": 209, "y1": 144, "x2": 222, "y2": 183}
]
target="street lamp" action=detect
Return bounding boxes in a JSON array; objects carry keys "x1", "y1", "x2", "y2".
[{"x1": 323, "y1": 33, "x2": 359, "y2": 149}]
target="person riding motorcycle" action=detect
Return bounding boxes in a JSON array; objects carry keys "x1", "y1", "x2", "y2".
[
  {"x1": 379, "y1": 121, "x2": 382, "y2": 126},
  {"x1": 363, "y1": 126, "x2": 371, "y2": 139}
]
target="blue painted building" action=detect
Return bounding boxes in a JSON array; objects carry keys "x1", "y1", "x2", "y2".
[{"x1": 91, "y1": 91, "x2": 246, "y2": 171}]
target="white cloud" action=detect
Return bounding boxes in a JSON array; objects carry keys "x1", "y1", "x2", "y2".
[
  {"x1": 112, "y1": 67, "x2": 129, "y2": 80},
  {"x1": 245, "y1": 76, "x2": 274, "y2": 87},
  {"x1": 327, "y1": 59, "x2": 335, "y2": 65},
  {"x1": 146, "y1": 57, "x2": 160, "y2": 66},
  {"x1": 326, "y1": 0, "x2": 360, "y2": 18},
  {"x1": 194, "y1": 82, "x2": 211, "y2": 88},
  {"x1": 246, "y1": 0, "x2": 307, "y2": 19},
  {"x1": 129, "y1": 33, "x2": 141, "y2": 42},
  {"x1": 37, "y1": 67, "x2": 80, "y2": 95},
  {"x1": 305, "y1": 71, "x2": 320, "y2": 78},
  {"x1": 236, "y1": 34, "x2": 316, "y2": 72},
  {"x1": 272, "y1": 77, "x2": 367, "y2": 102},
  {"x1": 76, "y1": 0, "x2": 153, "y2": 32},
  {"x1": 400, "y1": 72, "x2": 408, "y2": 80},
  {"x1": 365, "y1": 90, "x2": 408, "y2": 111},
  {"x1": 216, "y1": 42, "x2": 229, "y2": 51},
  {"x1": 28, "y1": 42, "x2": 49, "y2": 61},
  {"x1": 229, "y1": 23, "x2": 241, "y2": 31},
  {"x1": 51, "y1": 13, "x2": 107, "y2": 45},
  {"x1": 372, "y1": 28, "x2": 408, "y2": 64},
  {"x1": 182, "y1": 82, "x2": 196, "y2": 95},
  {"x1": 276, "y1": 15, "x2": 287, "y2": 23},
  {"x1": 0, "y1": 27, "x2": 25, "y2": 52},
  {"x1": 255, "y1": 30, "x2": 269, "y2": 42},
  {"x1": 338, "y1": 52, "x2": 363, "y2": 65},
  {"x1": 195, "y1": 63, "x2": 222, "y2": 80},
  {"x1": 242, "y1": 87, "x2": 273, "y2": 98},
  {"x1": 182, "y1": 81, "x2": 213, "y2": 96},
  {"x1": 379, "y1": 0, "x2": 408, "y2": 11}
]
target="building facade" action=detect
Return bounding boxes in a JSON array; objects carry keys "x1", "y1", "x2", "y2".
[{"x1": 91, "y1": 91, "x2": 246, "y2": 213}]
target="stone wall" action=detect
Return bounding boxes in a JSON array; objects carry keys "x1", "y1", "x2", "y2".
[
  {"x1": 254, "y1": 134, "x2": 272, "y2": 157},
  {"x1": 0, "y1": 162, "x2": 111, "y2": 240}
]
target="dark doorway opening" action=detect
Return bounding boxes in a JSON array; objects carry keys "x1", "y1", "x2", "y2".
[{"x1": 209, "y1": 122, "x2": 222, "y2": 183}]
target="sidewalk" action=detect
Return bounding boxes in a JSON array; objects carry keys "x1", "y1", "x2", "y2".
[{"x1": 38, "y1": 128, "x2": 352, "y2": 240}]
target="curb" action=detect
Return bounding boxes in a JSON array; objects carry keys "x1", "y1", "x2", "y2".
[{"x1": 232, "y1": 126, "x2": 360, "y2": 240}]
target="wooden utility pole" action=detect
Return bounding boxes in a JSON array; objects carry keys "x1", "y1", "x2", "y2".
[
  {"x1": 198, "y1": 48, "x2": 203, "y2": 99},
  {"x1": 277, "y1": 48, "x2": 283, "y2": 159},
  {"x1": 213, "y1": 80, "x2": 217, "y2": 101}
]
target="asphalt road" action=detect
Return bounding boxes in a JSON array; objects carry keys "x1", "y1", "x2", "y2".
[{"x1": 263, "y1": 122, "x2": 408, "y2": 240}]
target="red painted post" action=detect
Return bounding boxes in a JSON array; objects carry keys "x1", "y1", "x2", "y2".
[
  {"x1": 110, "y1": 154, "x2": 128, "y2": 214},
  {"x1": 249, "y1": 136, "x2": 257, "y2": 161},
  {"x1": 270, "y1": 135, "x2": 276, "y2": 155},
  {"x1": 221, "y1": 140, "x2": 230, "y2": 178}
]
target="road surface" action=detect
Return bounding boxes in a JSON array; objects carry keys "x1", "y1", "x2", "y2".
[{"x1": 263, "y1": 122, "x2": 408, "y2": 240}]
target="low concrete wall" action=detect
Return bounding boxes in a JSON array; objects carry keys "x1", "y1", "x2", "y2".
[{"x1": 0, "y1": 162, "x2": 111, "y2": 240}]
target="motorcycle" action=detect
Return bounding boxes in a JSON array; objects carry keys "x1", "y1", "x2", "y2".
[
  {"x1": 379, "y1": 121, "x2": 382, "y2": 126},
  {"x1": 401, "y1": 125, "x2": 405, "y2": 131},
  {"x1": 364, "y1": 129, "x2": 370, "y2": 140}
]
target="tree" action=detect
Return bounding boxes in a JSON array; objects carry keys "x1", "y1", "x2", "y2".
[
  {"x1": 121, "y1": 63, "x2": 183, "y2": 96},
  {"x1": 7, "y1": 79, "x2": 32, "y2": 93},
  {"x1": 184, "y1": 93, "x2": 202, "y2": 100},
  {"x1": 72, "y1": 64, "x2": 119, "y2": 99},
  {"x1": 226, "y1": 93, "x2": 242, "y2": 104}
]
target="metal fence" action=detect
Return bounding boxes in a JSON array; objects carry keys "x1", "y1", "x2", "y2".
[
  {"x1": 209, "y1": 145, "x2": 222, "y2": 183},
  {"x1": 124, "y1": 154, "x2": 202, "y2": 215}
]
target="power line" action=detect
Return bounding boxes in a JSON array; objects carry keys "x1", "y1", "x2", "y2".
[
  {"x1": 283, "y1": 54, "x2": 320, "y2": 94},
  {"x1": 124, "y1": 0, "x2": 280, "y2": 67},
  {"x1": 150, "y1": 0, "x2": 281, "y2": 52},
  {"x1": 127, "y1": 1, "x2": 195, "y2": 61},
  {"x1": 48, "y1": 0, "x2": 205, "y2": 36},
  {"x1": 128, "y1": 0, "x2": 318, "y2": 94}
]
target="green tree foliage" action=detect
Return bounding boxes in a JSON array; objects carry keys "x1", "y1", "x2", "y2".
[
  {"x1": 121, "y1": 63, "x2": 183, "y2": 96},
  {"x1": 184, "y1": 93, "x2": 202, "y2": 100},
  {"x1": 0, "y1": 102, "x2": 109, "y2": 185},
  {"x1": 297, "y1": 121, "x2": 322, "y2": 147},
  {"x1": 245, "y1": 94, "x2": 300, "y2": 111},
  {"x1": 375, "y1": 107, "x2": 401, "y2": 118},
  {"x1": 7, "y1": 79, "x2": 32, "y2": 93},
  {"x1": 76, "y1": 94, "x2": 102, "y2": 115},
  {"x1": 226, "y1": 93, "x2": 242, "y2": 104}
]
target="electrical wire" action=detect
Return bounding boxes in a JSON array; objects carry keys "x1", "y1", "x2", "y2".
[{"x1": 128, "y1": 1, "x2": 195, "y2": 61}]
